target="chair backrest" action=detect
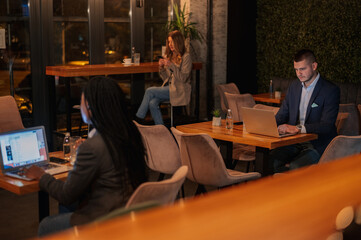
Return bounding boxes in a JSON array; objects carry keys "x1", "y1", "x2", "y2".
[
  {"x1": 338, "y1": 103, "x2": 360, "y2": 136},
  {"x1": 0, "y1": 96, "x2": 24, "y2": 133},
  {"x1": 170, "y1": 128, "x2": 233, "y2": 187},
  {"x1": 133, "y1": 121, "x2": 181, "y2": 174},
  {"x1": 125, "y1": 165, "x2": 188, "y2": 208},
  {"x1": 319, "y1": 135, "x2": 361, "y2": 163},
  {"x1": 335, "y1": 112, "x2": 349, "y2": 135},
  {"x1": 224, "y1": 92, "x2": 256, "y2": 122},
  {"x1": 216, "y1": 83, "x2": 240, "y2": 114},
  {"x1": 357, "y1": 104, "x2": 361, "y2": 134}
]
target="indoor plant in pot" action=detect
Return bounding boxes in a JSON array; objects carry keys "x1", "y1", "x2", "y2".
[
  {"x1": 165, "y1": 3, "x2": 203, "y2": 52},
  {"x1": 212, "y1": 109, "x2": 222, "y2": 126}
]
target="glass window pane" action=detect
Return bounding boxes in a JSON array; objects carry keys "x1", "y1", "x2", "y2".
[
  {"x1": 53, "y1": 0, "x2": 87, "y2": 17},
  {"x1": 104, "y1": 0, "x2": 130, "y2": 18},
  {"x1": 144, "y1": 23, "x2": 167, "y2": 62},
  {"x1": 105, "y1": 23, "x2": 130, "y2": 63},
  {"x1": 144, "y1": 0, "x2": 169, "y2": 62},
  {"x1": 145, "y1": 0, "x2": 169, "y2": 18},
  {"x1": 53, "y1": 22, "x2": 89, "y2": 65},
  {"x1": 104, "y1": 0, "x2": 130, "y2": 64},
  {"x1": 0, "y1": 0, "x2": 32, "y2": 124}
]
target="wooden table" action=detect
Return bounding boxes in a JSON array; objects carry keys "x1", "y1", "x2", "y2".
[
  {"x1": 0, "y1": 151, "x2": 67, "y2": 221},
  {"x1": 176, "y1": 120, "x2": 317, "y2": 176},
  {"x1": 253, "y1": 92, "x2": 285, "y2": 104},
  {"x1": 39, "y1": 153, "x2": 361, "y2": 240},
  {"x1": 46, "y1": 62, "x2": 202, "y2": 132}
]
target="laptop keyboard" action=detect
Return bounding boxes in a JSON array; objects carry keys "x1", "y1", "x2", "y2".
[{"x1": 37, "y1": 163, "x2": 59, "y2": 170}]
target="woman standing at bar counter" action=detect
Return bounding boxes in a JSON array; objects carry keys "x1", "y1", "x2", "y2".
[
  {"x1": 24, "y1": 76, "x2": 147, "y2": 236},
  {"x1": 136, "y1": 30, "x2": 193, "y2": 125}
]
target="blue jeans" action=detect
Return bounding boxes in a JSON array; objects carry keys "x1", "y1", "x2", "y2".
[
  {"x1": 270, "y1": 142, "x2": 320, "y2": 173},
  {"x1": 38, "y1": 212, "x2": 72, "y2": 237},
  {"x1": 136, "y1": 86, "x2": 170, "y2": 125}
]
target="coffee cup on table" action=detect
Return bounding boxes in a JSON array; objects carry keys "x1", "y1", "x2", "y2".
[{"x1": 123, "y1": 58, "x2": 132, "y2": 65}]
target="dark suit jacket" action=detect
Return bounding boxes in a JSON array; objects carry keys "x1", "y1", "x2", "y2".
[
  {"x1": 40, "y1": 131, "x2": 134, "y2": 226},
  {"x1": 276, "y1": 76, "x2": 340, "y2": 155}
]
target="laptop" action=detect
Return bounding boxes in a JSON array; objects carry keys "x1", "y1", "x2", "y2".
[
  {"x1": 0, "y1": 126, "x2": 72, "y2": 181},
  {"x1": 240, "y1": 107, "x2": 297, "y2": 138}
]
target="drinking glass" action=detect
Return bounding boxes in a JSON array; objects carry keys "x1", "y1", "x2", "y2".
[
  {"x1": 134, "y1": 53, "x2": 140, "y2": 65},
  {"x1": 69, "y1": 136, "x2": 82, "y2": 165}
]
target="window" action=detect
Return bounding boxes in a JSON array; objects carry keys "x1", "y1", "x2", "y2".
[
  {"x1": 104, "y1": 0, "x2": 131, "y2": 64},
  {"x1": 53, "y1": 0, "x2": 89, "y2": 65},
  {"x1": 0, "y1": 0, "x2": 32, "y2": 121}
]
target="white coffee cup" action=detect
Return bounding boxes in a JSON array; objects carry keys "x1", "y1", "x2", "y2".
[{"x1": 123, "y1": 58, "x2": 132, "y2": 65}]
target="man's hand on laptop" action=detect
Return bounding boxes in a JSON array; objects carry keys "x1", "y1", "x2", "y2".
[
  {"x1": 23, "y1": 166, "x2": 46, "y2": 181},
  {"x1": 278, "y1": 124, "x2": 300, "y2": 134}
]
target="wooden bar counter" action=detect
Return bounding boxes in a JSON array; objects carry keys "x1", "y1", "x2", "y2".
[
  {"x1": 46, "y1": 62, "x2": 202, "y2": 132},
  {"x1": 46, "y1": 62, "x2": 202, "y2": 76},
  {"x1": 39, "y1": 153, "x2": 361, "y2": 240}
]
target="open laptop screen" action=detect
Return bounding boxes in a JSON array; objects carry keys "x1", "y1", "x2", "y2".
[{"x1": 0, "y1": 126, "x2": 48, "y2": 170}]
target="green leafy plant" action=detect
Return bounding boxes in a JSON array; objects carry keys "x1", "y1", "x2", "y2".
[
  {"x1": 165, "y1": 3, "x2": 203, "y2": 42},
  {"x1": 212, "y1": 109, "x2": 221, "y2": 118}
]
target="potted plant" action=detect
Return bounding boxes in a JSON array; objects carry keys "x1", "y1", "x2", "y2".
[
  {"x1": 212, "y1": 109, "x2": 222, "y2": 126},
  {"x1": 165, "y1": 3, "x2": 203, "y2": 52}
]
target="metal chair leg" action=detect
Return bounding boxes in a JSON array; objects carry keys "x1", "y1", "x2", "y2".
[{"x1": 170, "y1": 104, "x2": 173, "y2": 127}]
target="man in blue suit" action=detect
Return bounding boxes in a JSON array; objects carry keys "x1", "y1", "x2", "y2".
[{"x1": 271, "y1": 49, "x2": 340, "y2": 173}]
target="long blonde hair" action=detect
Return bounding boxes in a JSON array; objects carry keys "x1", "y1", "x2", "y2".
[{"x1": 165, "y1": 30, "x2": 186, "y2": 61}]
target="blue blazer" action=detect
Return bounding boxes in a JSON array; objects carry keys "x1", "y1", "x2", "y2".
[{"x1": 276, "y1": 76, "x2": 340, "y2": 155}]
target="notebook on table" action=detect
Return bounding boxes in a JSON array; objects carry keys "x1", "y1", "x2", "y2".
[
  {"x1": 240, "y1": 107, "x2": 297, "y2": 138},
  {"x1": 0, "y1": 126, "x2": 72, "y2": 181}
]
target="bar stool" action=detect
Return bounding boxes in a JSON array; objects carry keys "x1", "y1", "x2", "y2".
[{"x1": 161, "y1": 101, "x2": 187, "y2": 127}]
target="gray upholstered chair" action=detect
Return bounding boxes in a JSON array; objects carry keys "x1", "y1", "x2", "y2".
[
  {"x1": 319, "y1": 135, "x2": 361, "y2": 163},
  {"x1": 224, "y1": 92, "x2": 279, "y2": 171},
  {"x1": 133, "y1": 121, "x2": 182, "y2": 179},
  {"x1": 336, "y1": 112, "x2": 349, "y2": 135},
  {"x1": 357, "y1": 104, "x2": 361, "y2": 134},
  {"x1": 216, "y1": 83, "x2": 240, "y2": 115},
  {"x1": 224, "y1": 92, "x2": 256, "y2": 122},
  {"x1": 171, "y1": 128, "x2": 261, "y2": 194},
  {"x1": 337, "y1": 103, "x2": 360, "y2": 136},
  {"x1": 0, "y1": 95, "x2": 25, "y2": 132},
  {"x1": 125, "y1": 165, "x2": 188, "y2": 208}
]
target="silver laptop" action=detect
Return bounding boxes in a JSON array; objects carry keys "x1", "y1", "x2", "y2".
[
  {"x1": 0, "y1": 126, "x2": 72, "y2": 181},
  {"x1": 240, "y1": 107, "x2": 297, "y2": 138}
]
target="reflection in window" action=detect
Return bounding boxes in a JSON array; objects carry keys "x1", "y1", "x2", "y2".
[
  {"x1": 105, "y1": 23, "x2": 130, "y2": 63},
  {"x1": 144, "y1": 0, "x2": 169, "y2": 62},
  {"x1": 53, "y1": 0, "x2": 87, "y2": 17},
  {"x1": 104, "y1": 0, "x2": 130, "y2": 64},
  {"x1": 0, "y1": 0, "x2": 32, "y2": 123},
  {"x1": 104, "y1": 0, "x2": 130, "y2": 18},
  {"x1": 53, "y1": 22, "x2": 89, "y2": 65},
  {"x1": 53, "y1": 0, "x2": 89, "y2": 65}
]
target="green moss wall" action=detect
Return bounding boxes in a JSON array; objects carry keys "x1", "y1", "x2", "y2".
[{"x1": 256, "y1": 0, "x2": 361, "y2": 91}]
